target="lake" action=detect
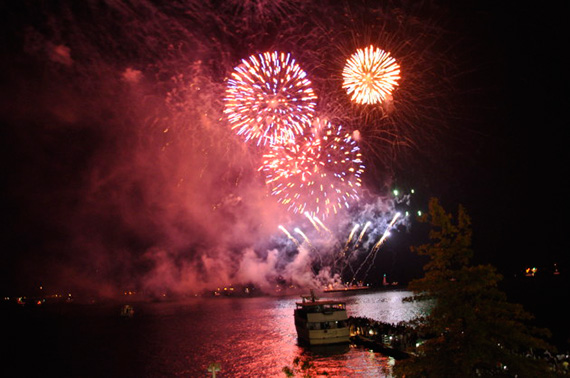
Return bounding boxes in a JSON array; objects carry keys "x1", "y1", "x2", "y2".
[{"x1": 4, "y1": 288, "x2": 429, "y2": 377}]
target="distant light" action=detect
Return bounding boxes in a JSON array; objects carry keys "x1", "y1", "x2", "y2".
[
  {"x1": 417, "y1": 210, "x2": 422, "y2": 216},
  {"x1": 393, "y1": 189, "x2": 399, "y2": 196}
]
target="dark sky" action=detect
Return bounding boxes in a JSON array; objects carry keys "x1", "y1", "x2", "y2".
[
  {"x1": 435, "y1": 1, "x2": 567, "y2": 274},
  {"x1": 0, "y1": 0, "x2": 566, "y2": 296}
]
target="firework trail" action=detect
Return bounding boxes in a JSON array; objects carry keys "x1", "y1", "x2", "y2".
[
  {"x1": 294, "y1": 227, "x2": 324, "y2": 266},
  {"x1": 337, "y1": 223, "x2": 358, "y2": 275},
  {"x1": 344, "y1": 224, "x2": 360, "y2": 249},
  {"x1": 312, "y1": 215, "x2": 332, "y2": 235},
  {"x1": 294, "y1": 227, "x2": 311, "y2": 246},
  {"x1": 356, "y1": 221, "x2": 372, "y2": 246},
  {"x1": 304, "y1": 212, "x2": 321, "y2": 232},
  {"x1": 337, "y1": 220, "x2": 371, "y2": 279},
  {"x1": 371, "y1": 212, "x2": 401, "y2": 251},
  {"x1": 304, "y1": 212, "x2": 334, "y2": 237},
  {"x1": 350, "y1": 212, "x2": 402, "y2": 284},
  {"x1": 279, "y1": 225, "x2": 300, "y2": 247},
  {"x1": 224, "y1": 51, "x2": 317, "y2": 146}
]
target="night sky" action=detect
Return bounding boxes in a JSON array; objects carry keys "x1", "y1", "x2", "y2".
[
  {"x1": 0, "y1": 1, "x2": 566, "y2": 298},
  {"x1": 432, "y1": 1, "x2": 567, "y2": 275}
]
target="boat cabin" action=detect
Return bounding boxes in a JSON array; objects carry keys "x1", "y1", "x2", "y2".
[{"x1": 294, "y1": 293, "x2": 350, "y2": 345}]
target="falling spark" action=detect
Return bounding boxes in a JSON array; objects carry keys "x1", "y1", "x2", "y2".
[
  {"x1": 279, "y1": 225, "x2": 300, "y2": 247},
  {"x1": 338, "y1": 223, "x2": 360, "y2": 272},
  {"x1": 357, "y1": 221, "x2": 372, "y2": 244},
  {"x1": 351, "y1": 212, "x2": 402, "y2": 284},
  {"x1": 371, "y1": 212, "x2": 401, "y2": 251},
  {"x1": 312, "y1": 215, "x2": 332, "y2": 235},
  {"x1": 294, "y1": 227, "x2": 311, "y2": 246},
  {"x1": 304, "y1": 211, "x2": 320, "y2": 231},
  {"x1": 345, "y1": 223, "x2": 360, "y2": 247}
]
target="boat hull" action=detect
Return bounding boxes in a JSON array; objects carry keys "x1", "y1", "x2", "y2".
[
  {"x1": 295, "y1": 326, "x2": 350, "y2": 345},
  {"x1": 294, "y1": 299, "x2": 350, "y2": 346}
]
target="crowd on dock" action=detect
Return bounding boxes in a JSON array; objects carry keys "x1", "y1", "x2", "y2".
[
  {"x1": 347, "y1": 316, "x2": 570, "y2": 375},
  {"x1": 347, "y1": 316, "x2": 421, "y2": 358}
]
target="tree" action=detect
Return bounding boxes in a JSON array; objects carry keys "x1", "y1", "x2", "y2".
[{"x1": 393, "y1": 198, "x2": 556, "y2": 377}]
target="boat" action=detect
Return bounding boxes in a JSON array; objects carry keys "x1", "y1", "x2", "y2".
[
  {"x1": 294, "y1": 290, "x2": 350, "y2": 345},
  {"x1": 323, "y1": 285, "x2": 370, "y2": 293}
]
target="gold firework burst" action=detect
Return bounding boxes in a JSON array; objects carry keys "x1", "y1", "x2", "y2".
[{"x1": 342, "y1": 45, "x2": 400, "y2": 105}]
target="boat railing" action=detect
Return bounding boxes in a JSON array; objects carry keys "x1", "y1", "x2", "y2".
[{"x1": 296, "y1": 304, "x2": 346, "y2": 313}]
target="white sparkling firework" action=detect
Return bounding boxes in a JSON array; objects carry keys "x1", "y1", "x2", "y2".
[
  {"x1": 350, "y1": 212, "x2": 402, "y2": 283},
  {"x1": 224, "y1": 51, "x2": 318, "y2": 145},
  {"x1": 371, "y1": 212, "x2": 401, "y2": 251}
]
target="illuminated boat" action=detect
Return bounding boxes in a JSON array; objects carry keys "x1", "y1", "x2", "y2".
[
  {"x1": 323, "y1": 285, "x2": 369, "y2": 293},
  {"x1": 294, "y1": 291, "x2": 350, "y2": 345}
]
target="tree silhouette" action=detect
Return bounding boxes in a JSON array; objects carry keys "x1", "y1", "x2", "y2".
[{"x1": 394, "y1": 198, "x2": 556, "y2": 377}]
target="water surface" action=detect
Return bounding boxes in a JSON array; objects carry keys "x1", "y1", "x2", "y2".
[{"x1": 6, "y1": 288, "x2": 429, "y2": 377}]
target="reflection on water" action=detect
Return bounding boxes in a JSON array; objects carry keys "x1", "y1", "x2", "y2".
[
  {"x1": 339, "y1": 289, "x2": 431, "y2": 324},
  {"x1": 8, "y1": 288, "x2": 427, "y2": 377},
  {"x1": 292, "y1": 344, "x2": 394, "y2": 377},
  {"x1": 138, "y1": 288, "x2": 426, "y2": 377}
]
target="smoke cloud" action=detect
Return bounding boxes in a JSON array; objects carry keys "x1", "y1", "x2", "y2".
[{"x1": 2, "y1": 0, "x2": 438, "y2": 299}]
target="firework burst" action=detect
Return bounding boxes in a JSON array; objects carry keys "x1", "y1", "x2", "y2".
[
  {"x1": 8, "y1": 0, "x2": 462, "y2": 294},
  {"x1": 259, "y1": 134, "x2": 325, "y2": 216},
  {"x1": 224, "y1": 51, "x2": 318, "y2": 146},
  {"x1": 315, "y1": 117, "x2": 365, "y2": 190},
  {"x1": 302, "y1": 1, "x2": 460, "y2": 178},
  {"x1": 259, "y1": 118, "x2": 364, "y2": 220},
  {"x1": 342, "y1": 45, "x2": 401, "y2": 105}
]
